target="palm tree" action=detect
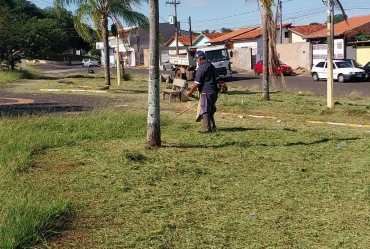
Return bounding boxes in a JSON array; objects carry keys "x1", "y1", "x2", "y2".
[
  {"x1": 54, "y1": 0, "x2": 149, "y2": 87},
  {"x1": 147, "y1": 0, "x2": 161, "y2": 146},
  {"x1": 246, "y1": 0, "x2": 280, "y2": 100}
]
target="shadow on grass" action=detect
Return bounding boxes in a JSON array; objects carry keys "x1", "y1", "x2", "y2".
[
  {"x1": 285, "y1": 137, "x2": 361, "y2": 146},
  {"x1": 0, "y1": 103, "x2": 91, "y2": 117},
  {"x1": 226, "y1": 90, "x2": 281, "y2": 96},
  {"x1": 217, "y1": 127, "x2": 261, "y2": 132},
  {"x1": 162, "y1": 140, "x2": 252, "y2": 149}
]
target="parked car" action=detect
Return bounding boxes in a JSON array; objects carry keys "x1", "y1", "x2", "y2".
[
  {"x1": 162, "y1": 61, "x2": 174, "y2": 71},
  {"x1": 82, "y1": 58, "x2": 99, "y2": 67},
  {"x1": 254, "y1": 60, "x2": 293, "y2": 76},
  {"x1": 334, "y1": 58, "x2": 362, "y2": 68},
  {"x1": 363, "y1": 61, "x2": 370, "y2": 81},
  {"x1": 311, "y1": 59, "x2": 366, "y2": 83}
]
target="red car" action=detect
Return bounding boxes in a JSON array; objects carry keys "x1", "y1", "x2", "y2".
[{"x1": 254, "y1": 60, "x2": 293, "y2": 76}]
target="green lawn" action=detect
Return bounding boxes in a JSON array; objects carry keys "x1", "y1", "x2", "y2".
[{"x1": 0, "y1": 68, "x2": 369, "y2": 248}]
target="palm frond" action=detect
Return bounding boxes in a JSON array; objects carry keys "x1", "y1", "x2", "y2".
[{"x1": 73, "y1": 3, "x2": 96, "y2": 42}]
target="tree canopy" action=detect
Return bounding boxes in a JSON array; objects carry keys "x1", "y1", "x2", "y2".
[{"x1": 0, "y1": 0, "x2": 96, "y2": 69}]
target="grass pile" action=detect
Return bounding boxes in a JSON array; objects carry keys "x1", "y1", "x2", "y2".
[{"x1": 0, "y1": 68, "x2": 370, "y2": 248}]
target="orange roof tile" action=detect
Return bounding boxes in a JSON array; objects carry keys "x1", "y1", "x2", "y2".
[
  {"x1": 230, "y1": 23, "x2": 292, "y2": 41},
  {"x1": 208, "y1": 27, "x2": 258, "y2": 43},
  {"x1": 178, "y1": 35, "x2": 198, "y2": 46},
  {"x1": 306, "y1": 15, "x2": 370, "y2": 38},
  {"x1": 163, "y1": 36, "x2": 175, "y2": 47},
  {"x1": 164, "y1": 35, "x2": 198, "y2": 47},
  {"x1": 289, "y1": 24, "x2": 326, "y2": 36},
  {"x1": 202, "y1": 32, "x2": 226, "y2": 39},
  {"x1": 277, "y1": 23, "x2": 292, "y2": 29},
  {"x1": 231, "y1": 28, "x2": 262, "y2": 40}
]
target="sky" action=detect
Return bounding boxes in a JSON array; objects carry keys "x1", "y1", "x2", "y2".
[{"x1": 32, "y1": 0, "x2": 370, "y2": 32}]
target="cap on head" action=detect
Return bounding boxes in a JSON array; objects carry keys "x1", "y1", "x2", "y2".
[{"x1": 194, "y1": 50, "x2": 206, "y2": 60}]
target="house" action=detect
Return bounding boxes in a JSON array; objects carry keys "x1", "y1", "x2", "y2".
[
  {"x1": 304, "y1": 15, "x2": 370, "y2": 66},
  {"x1": 207, "y1": 27, "x2": 259, "y2": 48},
  {"x1": 159, "y1": 35, "x2": 198, "y2": 64},
  {"x1": 206, "y1": 24, "x2": 291, "y2": 71},
  {"x1": 192, "y1": 32, "x2": 226, "y2": 46},
  {"x1": 96, "y1": 26, "x2": 138, "y2": 67},
  {"x1": 96, "y1": 22, "x2": 179, "y2": 67},
  {"x1": 163, "y1": 35, "x2": 198, "y2": 47},
  {"x1": 288, "y1": 24, "x2": 326, "y2": 43}
]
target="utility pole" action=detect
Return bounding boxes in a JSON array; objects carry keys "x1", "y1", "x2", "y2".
[
  {"x1": 278, "y1": 0, "x2": 292, "y2": 44},
  {"x1": 166, "y1": 0, "x2": 180, "y2": 54},
  {"x1": 324, "y1": 0, "x2": 335, "y2": 108},
  {"x1": 189, "y1": 16, "x2": 192, "y2": 46},
  {"x1": 278, "y1": 0, "x2": 282, "y2": 44},
  {"x1": 116, "y1": 35, "x2": 121, "y2": 86}
]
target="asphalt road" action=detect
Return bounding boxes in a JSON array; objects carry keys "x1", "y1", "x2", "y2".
[
  {"x1": 25, "y1": 64, "x2": 370, "y2": 98},
  {"x1": 1, "y1": 64, "x2": 368, "y2": 116}
]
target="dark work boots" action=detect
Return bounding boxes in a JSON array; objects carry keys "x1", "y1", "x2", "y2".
[
  {"x1": 210, "y1": 115, "x2": 216, "y2": 131},
  {"x1": 198, "y1": 114, "x2": 212, "y2": 133}
]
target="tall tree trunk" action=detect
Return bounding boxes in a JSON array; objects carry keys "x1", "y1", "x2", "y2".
[
  {"x1": 262, "y1": 7, "x2": 270, "y2": 100},
  {"x1": 147, "y1": 0, "x2": 161, "y2": 146},
  {"x1": 102, "y1": 14, "x2": 111, "y2": 86}
]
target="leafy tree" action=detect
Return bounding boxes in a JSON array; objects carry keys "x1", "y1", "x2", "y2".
[
  {"x1": 0, "y1": 13, "x2": 25, "y2": 69},
  {"x1": 0, "y1": 0, "x2": 73, "y2": 69},
  {"x1": 203, "y1": 29, "x2": 210, "y2": 33},
  {"x1": 221, "y1": 27, "x2": 233, "y2": 32},
  {"x1": 43, "y1": 7, "x2": 93, "y2": 53},
  {"x1": 55, "y1": 0, "x2": 149, "y2": 87},
  {"x1": 333, "y1": 14, "x2": 345, "y2": 24},
  {"x1": 310, "y1": 22, "x2": 322, "y2": 25},
  {"x1": 353, "y1": 34, "x2": 370, "y2": 42},
  {"x1": 22, "y1": 17, "x2": 69, "y2": 60}
]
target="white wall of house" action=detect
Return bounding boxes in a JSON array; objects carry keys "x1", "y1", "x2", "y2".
[
  {"x1": 276, "y1": 27, "x2": 291, "y2": 44},
  {"x1": 312, "y1": 38, "x2": 345, "y2": 65},
  {"x1": 233, "y1": 39, "x2": 261, "y2": 55},
  {"x1": 334, "y1": 39, "x2": 345, "y2": 59},
  {"x1": 96, "y1": 38, "x2": 136, "y2": 67},
  {"x1": 291, "y1": 32, "x2": 306, "y2": 43},
  {"x1": 167, "y1": 40, "x2": 185, "y2": 47}
]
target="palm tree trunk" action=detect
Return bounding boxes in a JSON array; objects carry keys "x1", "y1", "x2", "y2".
[
  {"x1": 262, "y1": 7, "x2": 270, "y2": 100},
  {"x1": 101, "y1": 14, "x2": 111, "y2": 86},
  {"x1": 147, "y1": 0, "x2": 161, "y2": 146}
]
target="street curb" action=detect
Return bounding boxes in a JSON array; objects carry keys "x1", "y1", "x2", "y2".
[
  {"x1": 40, "y1": 89, "x2": 108, "y2": 93},
  {"x1": 244, "y1": 114, "x2": 370, "y2": 129}
]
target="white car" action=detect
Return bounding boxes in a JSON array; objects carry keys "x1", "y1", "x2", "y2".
[
  {"x1": 311, "y1": 59, "x2": 366, "y2": 83},
  {"x1": 162, "y1": 61, "x2": 174, "y2": 71},
  {"x1": 82, "y1": 58, "x2": 99, "y2": 67}
]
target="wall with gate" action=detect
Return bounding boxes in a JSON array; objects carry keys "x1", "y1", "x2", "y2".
[
  {"x1": 229, "y1": 47, "x2": 252, "y2": 72},
  {"x1": 276, "y1": 42, "x2": 311, "y2": 70}
]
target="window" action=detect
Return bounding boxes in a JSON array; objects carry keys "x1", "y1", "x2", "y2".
[
  {"x1": 315, "y1": 62, "x2": 325, "y2": 68},
  {"x1": 284, "y1": 31, "x2": 289, "y2": 38}
]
